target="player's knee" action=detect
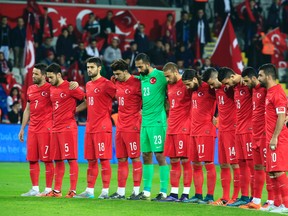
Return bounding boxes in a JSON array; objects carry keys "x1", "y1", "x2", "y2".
[
  {"x1": 231, "y1": 164, "x2": 239, "y2": 169},
  {"x1": 170, "y1": 157, "x2": 180, "y2": 163},
  {"x1": 118, "y1": 158, "x2": 128, "y2": 162},
  {"x1": 220, "y1": 163, "x2": 229, "y2": 168},
  {"x1": 155, "y1": 153, "x2": 167, "y2": 165},
  {"x1": 254, "y1": 164, "x2": 264, "y2": 170},
  {"x1": 131, "y1": 157, "x2": 141, "y2": 162},
  {"x1": 142, "y1": 152, "x2": 152, "y2": 164}
]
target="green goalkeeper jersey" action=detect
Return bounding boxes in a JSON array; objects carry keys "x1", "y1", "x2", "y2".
[{"x1": 139, "y1": 68, "x2": 167, "y2": 127}]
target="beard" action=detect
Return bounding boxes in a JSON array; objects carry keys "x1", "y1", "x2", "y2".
[
  {"x1": 89, "y1": 71, "x2": 98, "y2": 78},
  {"x1": 33, "y1": 78, "x2": 41, "y2": 85},
  {"x1": 259, "y1": 82, "x2": 266, "y2": 88},
  {"x1": 140, "y1": 68, "x2": 149, "y2": 76}
]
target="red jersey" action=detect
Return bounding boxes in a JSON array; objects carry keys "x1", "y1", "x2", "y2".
[
  {"x1": 86, "y1": 77, "x2": 116, "y2": 133},
  {"x1": 252, "y1": 84, "x2": 266, "y2": 138},
  {"x1": 50, "y1": 80, "x2": 84, "y2": 132},
  {"x1": 115, "y1": 76, "x2": 141, "y2": 132},
  {"x1": 215, "y1": 85, "x2": 236, "y2": 132},
  {"x1": 27, "y1": 82, "x2": 52, "y2": 132},
  {"x1": 234, "y1": 83, "x2": 253, "y2": 134},
  {"x1": 167, "y1": 79, "x2": 191, "y2": 134},
  {"x1": 265, "y1": 84, "x2": 288, "y2": 141},
  {"x1": 191, "y1": 82, "x2": 216, "y2": 136}
]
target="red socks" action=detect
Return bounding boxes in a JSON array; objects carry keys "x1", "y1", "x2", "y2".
[
  {"x1": 205, "y1": 163, "x2": 216, "y2": 195},
  {"x1": 266, "y1": 173, "x2": 275, "y2": 201},
  {"x1": 170, "y1": 161, "x2": 181, "y2": 187},
  {"x1": 193, "y1": 164, "x2": 203, "y2": 194},
  {"x1": 132, "y1": 161, "x2": 142, "y2": 187},
  {"x1": 29, "y1": 161, "x2": 40, "y2": 186},
  {"x1": 87, "y1": 160, "x2": 99, "y2": 188},
  {"x1": 239, "y1": 160, "x2": 250, "y2": 197},
  {"x1": 276, "y1": 173, "x2": 288, "y2": 207},
  {"x1": 44, "y1": 161, "x2": 54, "y2": 188},
  {"x1": 247, "y1": 160, "x2": 255, "y2": 197},
  {"x1": 118, "y1": 161, "x2": 129, "y2": 187},
  {"x1": 54, "y1": 161, "x2": 65, "y2": 191},
  {"x1": 68, "y1": 160, "x2": 78, "y2": 191},
  {"x1": 232, "y1": 167, "x2": 240, "y2": 199},
  {"x1": 253, "y1": 169, "x2": 265, "y2": 199},
  {"x1": 220, "y1": 167, "x2": 231, "y2": 200},
  {"x1": 100, "y1": 159, "x2": 111, "y2": 189},
  {"x1": 182, "y1": 161, "x2": 192, "y2": 187},
  {"x1": 271, "y1": 177, "x2": 282, "y2": 206}
]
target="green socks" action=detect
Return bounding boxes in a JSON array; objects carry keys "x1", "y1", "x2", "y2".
[
  {"x1": 143, "y1": 164, "x2": 154, "y2": 192},
  {"x1": 159, "y1": 165, "x2": 169, "y2": 193}
]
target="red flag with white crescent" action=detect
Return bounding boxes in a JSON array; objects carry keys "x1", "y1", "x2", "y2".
[{"x1": 210, "y1": 15, "x2": 244, "y2": 74}]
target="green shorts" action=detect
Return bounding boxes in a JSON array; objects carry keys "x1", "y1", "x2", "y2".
[{"x1": 140, "y1": 126, "x2": 167, "y2": 153}]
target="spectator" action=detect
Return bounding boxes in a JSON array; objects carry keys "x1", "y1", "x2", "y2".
[
  {"x1": 57, "y1": 54, "x2": 69, "y2": 80},
  {"x1": 0, "y1": 51, "x2": 12, "y2": 75},
  {"x1": 149, "y1": 40, "x2": 166, "y2": 66},
  {"x1": 214, "y1": 0, "x2": 234, "y2": 27},
  {"x1": 191, "y1": 9, "x2": 212, "y2": 58},
  {"x1": 100, "y1": 10, "x2": 116, "y2": 39},
  {"x1": 84, "y1": 12, "x2": 101, "y2": 39},
  {"x1": 266, "y1": 0, "x2": 281, "y2": 31},
  {"x1": 134, "y1": 23, "x2": 150, "y2": 53},
  {"x1": 8, "y1": 101, "x2": 22, "y2": 124},
  {"x1": 36, "y1": 36, "x2": 56, "y2": 63},
  {"x1": 175, "y1": 11, "x2": 191, "y2": 48},
  {"x1": 67, "y1": 24, "x2": 78, "y2": 45},
  {"x1": 11, "y1": 17, "x2": 26, "y2": 68},
  {"x1": 122, "y1": 41, "x2": 138, "y2": 71},
  {"x1": 85, "y1": 39, "x2": 100, "y2": 57},
  {"x1": 175, "y1": 42, "x2": 194, "y2": 68},
  {"x1": 72, "y1": 41, "x2": 89, "y2": 83},
  {"x1": 161, "y1": 13, "x2": 176, "y2": 48},
  {"x1": 7, "y1": 86, "x2": 21, "y2": 112},
  {"x1": 281, "y1": 0, "x2": 288, "y2": 34},
  {"x1": 201, "y1": 57, "x2": 212, "y2": 74},
  {"x1": 163, "y1": 42, "x2": 176, "y2": 63},
  {"x1": 56, "y1": 27, "x2": 74, "y2": 63},
  {"x1": 41, "y1": 50, "x2": 55, "y2": 65},
  {"x1": 38, "y1": 7, "x2": 54, "y2": 45},
  {"x1": 0, "y1": 16, "x2": 11, "y2": 61}
]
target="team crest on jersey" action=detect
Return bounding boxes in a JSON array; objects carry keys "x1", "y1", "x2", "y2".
[
  {"x1": 256, "y1": 93, "x2": 261, "y2": 98},
  {"x1": 94, "y1": 88, "x2": 101, "y2": 94},
  {"x1": 176, "y1": 90, "x2": 182, "y2": 96},
  {"x1": 150, "y1": 77, "x2": 157, "y2": 84},
  {"x1": 223, "y1": 87, "x2": 228, "y2": 92},
  {"x1": 239, "y1": 90, "x2": 246, "y2": 96},
  {"x1": 41, "y1": 91, "x2": 48, "y2": 97},
  {"x1": 198, "y1": 92, "x2": 204, "y2": 97},
  {"x1": 125, "y1": 89, "x2": 131, "y2": 94},
  {"x1": 60, "y1": 93, "x2": 67, "y2": 98}
]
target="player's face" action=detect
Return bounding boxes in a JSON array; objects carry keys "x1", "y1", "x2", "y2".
[
  {"x1": 207, "y1": 72, "x2": 222, "y2": 89},
  {"x1": 258, "y1": 70, "x2": 267, "y2": 87},
  {"x1": 32, "y1": 68, "x2": 44, "y2": 85},
  {"x1": 46, "y1": 72, "x2": 60, "y2": 86},
  {"x1": 221, "y1": 75, "x2": 235, "y2": 88},
  {"x1": 87, "y1": 62, "x2": 100, "y2": 78},
  {"x1": 135, "y1": 60, "x2": 149, "y2": 76},
  {"x1": 164, "y1": 69, "x2": 178, "y2": 84},
  {"x1": 183, "y1": 78, "x2": 198, "y2": 91},
  {"x1": 113, "y1": 70, "x2": 126, "y2": 82},
  {"x1": 242, "y1": 76, "x2": 254, "y2": 89}
]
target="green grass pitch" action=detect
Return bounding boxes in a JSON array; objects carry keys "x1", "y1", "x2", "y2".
[{"x1": 0, "y1": 162, "x2": 271, "y2": 216}]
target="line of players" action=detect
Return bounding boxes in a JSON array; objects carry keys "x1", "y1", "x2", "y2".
[{"x1": 19, "y1": 53, "x2": 288, "y2": 213}]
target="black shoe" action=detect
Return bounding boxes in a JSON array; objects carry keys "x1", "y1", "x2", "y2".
[
  {"x1": 109, "y1": 192, "x2": 125, "y2": 199},
  {"x1": 129, "y1": 192, "x2": 150, "y2": 200},
  {"x1": 151, "y1": 193, "x2": 166, "y2": 201}
]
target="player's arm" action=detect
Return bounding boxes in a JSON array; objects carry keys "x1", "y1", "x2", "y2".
[
  {"x1": 270, "y1": 112, "x2": 286, "y2": 150},
  {"x1": 76, "y1": 99, "x2": 87, "y2": 113},
  {"x1": 18, "y1": 102, "x2": 30, "y2": 142},
  {"x1": 69, "y1": 81, "x2": 79, "y2": 90}
]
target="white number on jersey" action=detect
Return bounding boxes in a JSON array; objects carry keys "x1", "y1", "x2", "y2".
[
  {"x1": 88, "y1": 96, "x2": 94, "y2": 106},
  {"x1": 192, "y1": 99, "x2": 197, "y2": 108},
  {"x1": 154, "y1": 135, "x2": 162, "y2": 144},
  {"x1": 98, "y1": 142, "x2": 105, "y2": 152},
  {"x1": 272, "y1": 152, "x2": 277, "y2": 162},
  {"x1": 178, "y1": 140, "x2": 183, "y2": 149},
  {"x1": 119, "y1": 96, "x2": 124, "y2": 106},
  {"x1": 218, "y1": 96, "x2": 224, "y2": 105},
  {"x1": 228, "y1": 147, "x2": 236, "y2": 156},
  {"x1": 129, "y1": 142, "x2": 137, "y2": 151},
  {"x1": 198, "y1": 144, "x2": 204, "y2": 154},
  {"x1": 55, "y1": 101, "x2": 59, "y2": 110},
  {"x1": 171, "y1": 99, "x2": 175, "y2": 108},
  {"x1": 35, "y1": 100, "x2": 39, "y2": 109},
  {"x1": 236, "y1": 99, "x2": 241, "y2": 109},
  {"x1": 143, "y1": 87, "x2": 150, "y2": 97}
]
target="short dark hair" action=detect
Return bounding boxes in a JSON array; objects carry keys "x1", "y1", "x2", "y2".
[
  {"x1": 46, "y1": 63, "x2": 61, "y2": 75},
  {"x1": 218, "y1": 67, "x2": 235, "y2": 82},
  {"x1": 162, "y1": 62, "x2": 178, "y2": 72},
  {"x1": 202, "y1": 67, "x2": 217, "y2": 82},
  {"x1": 86, "y1": 57, "x2": 102, "y2": 67},
  {"x1": 258, "y1": 63, "x2": 277, "y2": 80},
  {"x1": 135, "y1": 53, "x2": 150, "y2": 64},
  {"x1": 111, "y1": 59, "x2": 128, "y2": 72},
  {"x1": 34, "y1": 63, "x2": 47, "y2": 75},
  {"x1": 182, "y1": 69, "x2": 198, "y2": 81},
  {"x1": 241, "y1": 67, "x2": 257, "y2": 78}
]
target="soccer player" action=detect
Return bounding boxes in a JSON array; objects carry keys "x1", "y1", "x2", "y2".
[
  {"x1": 74, "y1": 57, "x2": 116, "y2": 199},
  {"x1": 45, "y1": 63, "x2": 85, "y2": 198},
  {"x1": 133, "y1": 53, "x2": 169, "y2": 201},
  {"x1": 181, "y1": 68, "x2": 217, "y2": 204},
  {"x1": 218, "y1": 67, "x2": 254, "y2": 207},
  {"x1": 240, "y1": 67, "x2": 275, "y2": 210},
  {"x1": 19, "y1": 63, "x2": 54, "y2": 197},
  {"x1": 161, "y1": 63, "x2": 192, "y2": 202},
  {"x1": 258, "y1": 63, "x2": 288, "y2": 213},
  {"x1": 108, "y1": 59, "x2": 142, "y2": 199},
  {"x1": 201, "y1": 68, "x2": 240, "y2": 205}
]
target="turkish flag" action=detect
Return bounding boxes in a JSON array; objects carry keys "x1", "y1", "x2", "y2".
[
  {"x1": 235, "y1": 0, "x2": 256, "y2": 22},
  {"x1": 211, "y1": 15, "x2": 244, "y2": 74},
  {"x1": 22, "y1": 14, "x2": 35, "y2": 107},
  {"x1": 112, "y1": 10, "x2": 138, "y2": 33},
  {"x1": 266, "y1": 28, "x2": 288, "y2": 68},
  {"x1": 67, "y1": 61, "x2": 84, "y2": 86}
]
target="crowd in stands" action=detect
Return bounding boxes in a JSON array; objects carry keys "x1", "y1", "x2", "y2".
[{"x1": 0, "y1": 0, "x2": 287, "y2": 124}]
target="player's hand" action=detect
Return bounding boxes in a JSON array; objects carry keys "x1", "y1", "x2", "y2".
[
  {"x1": 69, "y1": 81, "x2": 79, "y2": 90},
  {"x1": 212, "y1": 116, "x2": 218, "y2": 126},
  {"x1": 110, "y1": 75, "x2": 116, "y2": 84},
  {"x1": 269, "y1": 137, "x2": 278, "y2": 151},
  {"x1": 18, "y1": 129, "x2": 24, "y2": 142}
]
